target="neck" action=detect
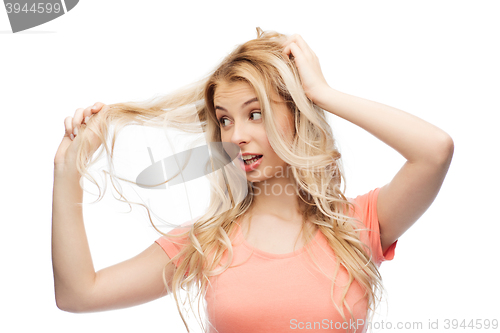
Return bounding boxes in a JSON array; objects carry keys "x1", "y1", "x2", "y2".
[{"x1": 248, "y1": 168, "x2": 305, "y2": 223}]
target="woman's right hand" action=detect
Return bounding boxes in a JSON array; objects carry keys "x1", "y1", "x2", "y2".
[{"x1": 54, "y1": 102, "x2": 108, "y2": 167}]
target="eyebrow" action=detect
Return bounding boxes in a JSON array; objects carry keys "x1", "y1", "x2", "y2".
[{"x1": 214, "y1": 97, "x2": 259, "y2": 112}]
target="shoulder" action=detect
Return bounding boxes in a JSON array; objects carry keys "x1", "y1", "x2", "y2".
[
  {"x1": 155, "y1": 217, "x2": 199, "y2": 250},
  {"x1": 158, "y1": 223, "x2": 193, "y2": 245},
  {"x1": 346, "y1": 187, "x2": 397, "y2": 265},
  {"x1": 346, "y1": 187, "x2": 381, "y2": 220},
  {"x1": 159, "y1": 217, "x2": 199, "y2": 238}
]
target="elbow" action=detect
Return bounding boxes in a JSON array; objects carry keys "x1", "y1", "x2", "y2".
[
  {"x1": 55, "y1": 299, "x2": 74, "y2": 313},
  {"x1": 55, "y1": 297, "x2": 78, "y2": 313},
  {"x1": 55, "y1": 293, "x2": 86, "y2": 313},
  {"x1": 433, "y1": 132, "x2": 454, "y2": 166}
]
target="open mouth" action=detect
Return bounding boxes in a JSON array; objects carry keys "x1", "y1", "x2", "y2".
[
  {"x1": 239, "y1": 154, "x2": 264, "y2": 172},
  {"x1": 243, "y1": 155, "x2": 263, "y2": 165}
]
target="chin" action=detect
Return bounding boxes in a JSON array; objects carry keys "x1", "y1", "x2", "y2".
[{"x1": 247, "y1": 177, "x2": 263, "y2": 183}]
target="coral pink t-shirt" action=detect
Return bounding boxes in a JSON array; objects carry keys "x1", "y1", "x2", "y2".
[{"x1": 155, "y1": 187, "x2": 397, "y2": 332}]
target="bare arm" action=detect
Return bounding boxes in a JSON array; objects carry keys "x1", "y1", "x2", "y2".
[
  {"x1": 52, "y1": 103, "x2": 176, "y2": 313},
  {"x1": 282, "y1": 35, "x2": 454, "y2": 252},
  {"x1": 311, "y1": 88, "x2": 453, "y2": 253}
]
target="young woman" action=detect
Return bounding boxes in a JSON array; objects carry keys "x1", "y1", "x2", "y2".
[{"x1": 52, "y1": 28, "x2": 454, "y2": 332}]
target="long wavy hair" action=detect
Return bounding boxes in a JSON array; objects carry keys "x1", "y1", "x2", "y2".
[{"x1": 74, "y1": 27, "x2": 383, "y2": 332}]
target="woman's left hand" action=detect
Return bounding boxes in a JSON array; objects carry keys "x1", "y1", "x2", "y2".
[{"x1": 282, "y1": 34, "x2": 330, "y2": 104}]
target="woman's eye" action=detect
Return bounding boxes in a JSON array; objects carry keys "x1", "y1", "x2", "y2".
[
  {"x1": 251, "y1": 111, "x2": 262, "y2": 121},
  {"x1": 218, "y1": 111, "x2": 261, "y2": 128},
  {"x1": 218, "y1": 117, "x2": 230, "y2": 127}
]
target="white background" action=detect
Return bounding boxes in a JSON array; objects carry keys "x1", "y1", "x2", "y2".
[{"x1": 1, "y1": 1, "x2": 499, "y2": 332}]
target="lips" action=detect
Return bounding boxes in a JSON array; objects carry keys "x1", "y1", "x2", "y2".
[
  {"x1": 238, "y1": 152, "x2": 263, "y2": 159},
  {"x1": 243, "y1": 155, "x2": 263, "y2": 164},
  {"x1": 239, "y1": 153, "x2": 263, "y2": 172}
]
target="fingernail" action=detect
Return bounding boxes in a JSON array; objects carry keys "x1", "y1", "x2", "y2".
[
  {"x1": 73, "y1": 127, "x2": 78, "y2": 136},
  {"x1": 84, "y1": 116, "x2": 90, "y2": 124},
  {"x1": 70, "y1": 133, "x2": 74, "y2": 140},
  {"x1": 91, "y1": 104, "x2": 98, "y2": 110}
]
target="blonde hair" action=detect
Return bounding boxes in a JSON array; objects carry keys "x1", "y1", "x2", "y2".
[{"x1": 75, "y1": 27, "x2": 383, "y2": 332}]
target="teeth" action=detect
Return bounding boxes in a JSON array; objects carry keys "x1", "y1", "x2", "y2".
[
  {"x1": 244, "y1": 155, "x2": 262, "y2": 165},
  {"x1": 242, "y1": 154, "x2": 261, "y2": 160}
]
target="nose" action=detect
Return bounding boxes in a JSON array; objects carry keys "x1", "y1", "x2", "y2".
[{"x1": 228, "y1": 120, "x2": 250, "y2": 147}]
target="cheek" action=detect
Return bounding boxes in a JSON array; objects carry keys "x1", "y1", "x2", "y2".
[
  {"x1": 219, "y1": 130, "x2": 229, "y2": 142},
  {"x1": 277, "y1": 121, "x2": 295, "y2": 143},
  {"x1": 259, "y1": 129, "x2": 272, "y2": 150}
]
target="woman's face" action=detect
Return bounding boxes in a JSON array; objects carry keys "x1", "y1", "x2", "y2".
[{"x1": 214, "y1": 80, "x2": 294, "y2": 183}]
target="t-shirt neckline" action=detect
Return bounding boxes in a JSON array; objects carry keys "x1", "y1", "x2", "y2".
[{"x1": 235, "y1": 218, "x2": 322, "y2": 259}]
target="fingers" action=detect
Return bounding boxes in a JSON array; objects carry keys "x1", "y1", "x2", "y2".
[
  {"x1": 64, "y1": 116, "x2": 74, "y2": 140},
  {"x1": 283, "y1": 42, "x2": 305, "y2": 65},
  {"x1": 81, "y1": 106, "x2": 93, "y2": 126},
  {"x1": 90, "y1": 102, "x2": 105, "y2": 116},
  {"x1": 281, "y1": 34, "x2": 316, "y2": 60},
  {"x1": 71, "y1": 108, "x2": 85, "y2": 137},
  {"x1": 282, "y1": 34, "x2": 309, "y2": 51},
  {"x1": 66, "y1": 102, "x2": 106, "y2": 141}
]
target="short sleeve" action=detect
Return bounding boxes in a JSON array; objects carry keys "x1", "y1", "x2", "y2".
[
  {"x1": 349, "y1": 187, "x2": 397, "y2": 266},
  {"x1": 155, "y1": 226, "x2": 191, "y2": 268}
]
